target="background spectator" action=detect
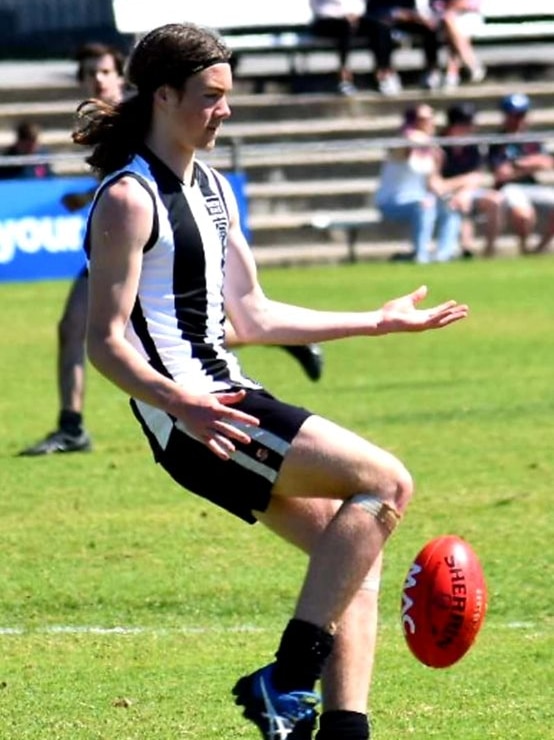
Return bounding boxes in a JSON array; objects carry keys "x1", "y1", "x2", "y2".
[
  {"x1": 439, "y1": 103, "x2": 503, "y2": 257},
  {"x1": 18, "y1": 41, "x2": 127, "y2": 457},
  {"x1": 308, "y1": 0, "x2": 368, "y2": 96},
  {"x1": 365, "y1": 0, "x2": 442, "y2": 95},
  {"x1": 435, "y1": 0, "x2": 486, "y2": 89},
  {"x1": 0, "y1": 120, "x2": 52, "y2": 179},
  {"x1": 374, "y1": 103, "x2": 462, "y2": 263},
  {"x1": 489, "y1": 93, "x2": 554, "y2": 255}
]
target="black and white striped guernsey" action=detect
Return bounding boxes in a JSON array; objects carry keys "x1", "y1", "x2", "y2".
[{"x1": 84, "y1": 148, "x2": 261, "y2": 415}]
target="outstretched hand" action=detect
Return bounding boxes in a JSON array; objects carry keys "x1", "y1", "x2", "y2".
[{"x1": 379, "y1": 285, "x2": 469, "y2": 333}]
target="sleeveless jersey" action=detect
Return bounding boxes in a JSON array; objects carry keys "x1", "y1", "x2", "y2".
[{"x1": 84, "y1": 147, "x2": 262, "y2": 413}]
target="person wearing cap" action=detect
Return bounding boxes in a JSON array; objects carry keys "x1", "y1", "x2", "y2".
[
  {"x1": 438, "y1": 103, "x2": 503, "y2": 257},
  {"x1": 488, "y1": 93, "x2": 554, "y2": 255}
]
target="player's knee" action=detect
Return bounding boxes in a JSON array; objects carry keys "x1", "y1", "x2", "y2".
[
  {"x1": 392, "y1": 461, "x2": 414, "y2": 514},
  {"x1": 376, "y1": 456, "x2": 413, "y2": 513},
  {"x1": 351, "y1": 458, "x2": 413, "y2": 534}
]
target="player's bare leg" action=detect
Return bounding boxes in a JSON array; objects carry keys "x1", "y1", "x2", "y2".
[
  {"x1": 271, "y1": 417, "x2": 410, "y2": 628},
  {"x1": 239, "y1": 416, "x2": 412, "y2": 738},
  {"x1": 257, "y1": 495, "x2": 382, "y2": 738}
]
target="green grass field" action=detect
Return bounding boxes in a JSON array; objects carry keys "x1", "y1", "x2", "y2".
[{"x1": 0, "y1": 256, "x2": 552, "y2": 739}]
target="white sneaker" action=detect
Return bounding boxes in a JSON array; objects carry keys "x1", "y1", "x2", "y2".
[
  {"x1": 469, "y1": 65, "x2": 486, "y2": 84},
  {"x1": 421, "y1": 69, "x2": 442, "y2": 90},
  {"x1": 378, "y1": 72, "x2": 402, "y2": 96},
  {"x1": 443, "y1": 71, "x2": 460, "y2": 90},
  {"x1": 337, "y1": 80, "x2": 358, "y2": 97}
]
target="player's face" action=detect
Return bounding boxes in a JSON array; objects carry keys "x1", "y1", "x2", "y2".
[
  {"x1": 167, "y1": 63, "x2": 232, "y2": 152},
  {"x1": 80, "y1": 54, "x2": 123, "y2": 104}
]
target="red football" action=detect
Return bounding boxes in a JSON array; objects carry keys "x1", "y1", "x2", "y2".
[{"x1": 400, "y1": 535, "x2": 488, "y2": 668}]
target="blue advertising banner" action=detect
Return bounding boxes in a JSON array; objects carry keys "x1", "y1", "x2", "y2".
[
  {"x1": 0, "y1": 171, "x2": 250, "y2": 283},
  {"x1": 224, "y1": 170, "x2": 251, "y2": 242},
  {"x1": 0, "y1": 177, "x2": 96, "y2": 282}
]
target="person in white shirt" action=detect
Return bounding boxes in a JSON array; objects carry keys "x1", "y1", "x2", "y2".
[{"x1": 375, "y1": 104, "x2": 463, "y2": 262}]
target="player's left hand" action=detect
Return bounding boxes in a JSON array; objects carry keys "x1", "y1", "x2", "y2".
[{"x1": 379, "y1": 285, "x2": 469, "y2": 333}]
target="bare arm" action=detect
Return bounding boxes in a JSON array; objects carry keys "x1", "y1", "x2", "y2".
[
  {"x1": 220, "y1": 179, "x2": 469, "y2": 347},
  {"x1": 494, "y1": 152, "x2": 553, "y2": 185},
  {"x1": 512, "y1": 152, "x2": 553, "y2": 177},
  {"x1": 86, "y1": 176, "x2": 259, "y2": 460},
  {"x1": 441, "y1": 170, "x2": 484, "y2": 194}
]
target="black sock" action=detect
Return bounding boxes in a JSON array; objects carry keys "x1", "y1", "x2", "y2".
[
  {"x1": 58, "y1": 410, "x2": 83, "y2": 435},
  {"x1": 272, "y1": 618, "x2": 334, "y2": 692},
  {"x1": 316, "y1": 710, "x2": 371, "y2": 740}
]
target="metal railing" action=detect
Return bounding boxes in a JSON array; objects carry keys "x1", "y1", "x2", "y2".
[{"x1": 1, "y1": 131, "x2": 553, "y2": 173}]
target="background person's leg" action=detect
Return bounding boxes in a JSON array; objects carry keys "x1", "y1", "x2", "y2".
[
  {"x1": 18, "y1": 273, "x2": 91, "y2": 456},
  {"x1": 408, "y1": 198, "x2": 437, "y2": 263},
  {"x1": 435, "y1": 199, "x2": 463, "y2": 261}
]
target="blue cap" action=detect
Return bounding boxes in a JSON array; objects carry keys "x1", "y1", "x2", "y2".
[{"x1": 500, "y1": 93, "x2": 530, "y2": 115}]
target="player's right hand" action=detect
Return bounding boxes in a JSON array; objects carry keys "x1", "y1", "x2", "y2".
[{"x1": 174, "y1": 389, "x2": 259, "y2": 460}]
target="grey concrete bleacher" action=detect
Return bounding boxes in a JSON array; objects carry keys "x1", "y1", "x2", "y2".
[{"x1": 0, "y1": 41, "x2": 553, "y2": 264}]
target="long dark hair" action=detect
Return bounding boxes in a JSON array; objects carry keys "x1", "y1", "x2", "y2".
[{"x1": 72, "y1": 23, "x2": 232, "y2": 178}]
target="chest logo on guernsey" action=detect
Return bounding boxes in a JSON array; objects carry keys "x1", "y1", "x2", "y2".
[{"x1": 205, "y1": 194, "x2": 228, "y2": 248}]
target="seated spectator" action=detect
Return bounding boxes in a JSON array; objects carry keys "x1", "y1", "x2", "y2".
[
  {"x1": 0, "y1": 120, "x2": 52, "y2": 180},
  {"x1": 488, "y1": 93, "x2": 554, "y2": 254},
  {"x1": 438, "y1": 103, "x2": 503, "y2": 257},
  {"x1": 309, "y1": 0, "x2": 368, "y2": 96},
  {"x1": 434, "y1": 0, "x2": 486, "y2": 89},
  {"x1": 365, "y1": 0, "x2": 442, "y2": 95},
  {"x1": 374, "y1": 104, "x2": 463, "y2": 263}
]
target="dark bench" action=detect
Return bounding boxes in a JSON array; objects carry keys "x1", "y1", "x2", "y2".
[
  {"x1": 113, "y1": 3, "x2": 554, "y2": 79},
  {"x1": 224, "y1": 13, "x2": 554, "y2": 78},
  {"x1": 310, "y1": 211, "x2": 406, "y2": 263}
]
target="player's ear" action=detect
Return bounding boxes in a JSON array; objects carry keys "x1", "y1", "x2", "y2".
[{"x1": 154, "y1": 85, "x2": 173, "y2": 106}]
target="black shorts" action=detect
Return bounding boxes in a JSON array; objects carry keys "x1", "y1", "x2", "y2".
[{"x1": 131, "y1": 389, "x2": 312, "y2": 524}]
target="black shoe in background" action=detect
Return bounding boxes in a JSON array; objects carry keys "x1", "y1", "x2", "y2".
[
  {"x1": 18, "y1": 428, "x2": 92, "y2": 456},
  {"x1": 281, "y1": 344, "x2": 324, "y2": 382}
]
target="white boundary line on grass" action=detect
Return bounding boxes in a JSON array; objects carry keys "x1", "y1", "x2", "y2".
[
  {"x1": 0, "y1": 622, "x2": 543, "y2": 636},
  {"x1": 0, "y1": 624, "x2": 266, "y2": 636}
]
